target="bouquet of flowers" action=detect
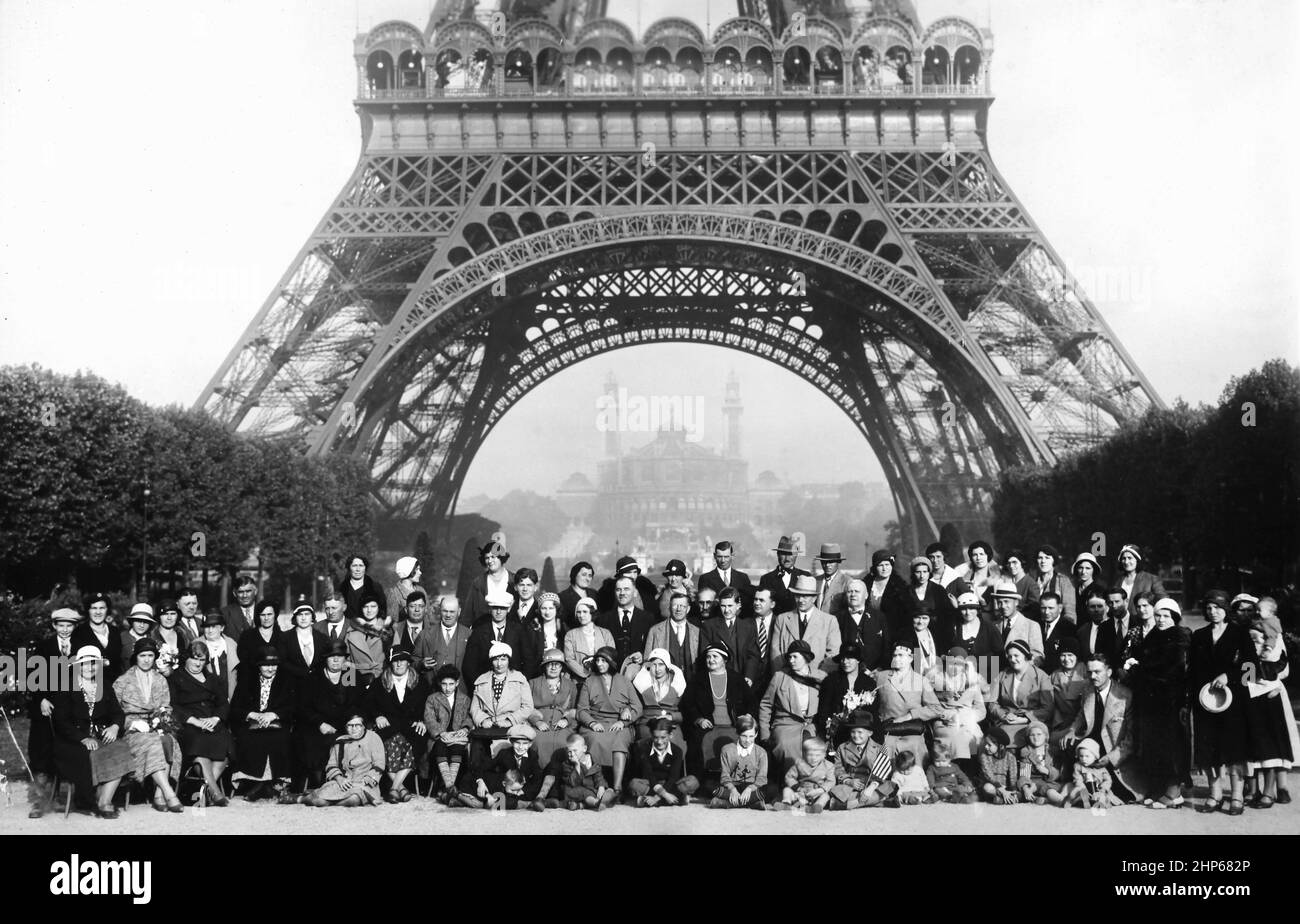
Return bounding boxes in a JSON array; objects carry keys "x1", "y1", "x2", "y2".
[
  {"x1": 826, "y1": 689, "x2": 876, "y2": 742},
  {"x1": 147, "y1": 705, "x2": 181, "y2": 737}
]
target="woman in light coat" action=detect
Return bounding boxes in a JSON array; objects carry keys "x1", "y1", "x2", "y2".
[
  {"x1": 760, "y1": 640, "x2": 825, "y2": 775},
  {"x1": 987, "y1": 639, "x2": 1055, "y2": 748},
  {"x1": 563, "y1": 598, "x2": 615, "y2": 681},
  {"x1": 113, "y1": 637, "x2": 183, "y2": 811},
  {"x1": 928, "y1": 645, "x2": 987, "y2": 760},
  {"x1": 304, "y1": 712, "x2": 386, "y2": 806},
  {"x1": 578, "y1": 646, "x2": 643, "y2": 793},
  {"x1": 469, "y1": 641, "x2": 535, "y2": 767}
]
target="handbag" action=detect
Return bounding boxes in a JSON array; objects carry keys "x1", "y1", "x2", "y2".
[{"x1": 881, "y1": 719, "x2": 926, "y2": 737}]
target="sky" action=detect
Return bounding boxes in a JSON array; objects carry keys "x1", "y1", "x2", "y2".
[{"x1": 1, "y1": 0, "x2": 1296, "y2": 499}]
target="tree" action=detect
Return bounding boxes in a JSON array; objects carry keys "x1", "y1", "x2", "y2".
[{"x1": 540, "y1": 556, "x2": 558, "y2": 593}]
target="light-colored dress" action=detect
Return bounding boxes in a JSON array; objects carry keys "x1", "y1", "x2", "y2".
[
  {"x1": 760, "y1": 669, "x2": 824, "y2": 774},
  {"x1": 564, "y1": 625, "x2": 616, "y2": 680},
  {"x1": 928, "y1": 661, "x2": 987, "y2": 759},
  {"x1": 112, "y1": 666, "x2": 180, "y2": 783},
  {"x1": 311, "y1": 729, "x2": 386, "y2": 805},
  {"x1": 578, "y1": 671, "x2": 642, "y2": 766}
]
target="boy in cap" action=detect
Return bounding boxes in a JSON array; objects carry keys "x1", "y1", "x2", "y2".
[
  {"x1": 466, "y1": 724, "x2": 545, "y2": 810},
  {"x1": 829, "y1": 718, "x2": 894, "y2": 809}
]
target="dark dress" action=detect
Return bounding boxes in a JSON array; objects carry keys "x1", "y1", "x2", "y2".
[
  {"x1": 362, "y1": 673, "x2": 430, "y2": 773},
  {"x1": 168, "y1": 667, "x2": 232, "y2": 761},
  {"x1": 295, "y1": 668, "x2": 363, "y2": 778},
  {"x1": 814, "y1": 668, "x2": 878, "y2": 743},
  {"x1": 1128, "y1": 624, "x2": 1191, "y2": 784},
  {"x1": 229, "y1": 671, "x2": 296, "y2": 780},
  {"x1": 866, "y1": 574, "x2": 912, "y2": 637},
  {"x1": 681, "y1": 668, "x2": 757, "y2": 776},
  {"x1": 236, "y1": 626, "x2": 286, "y2": 683},
  {"x1": 49, "y1": 680, "x2": 130, "y2": 794},
  {"x1": 1243, "y1": 649, "x2": 1294, "y2": 767},
  {"x1": 1187, "y1": 623, "x2": 1248, "y2": 769},
  {"x1": 337, "y1": 574, "x2": 387, "y2": 622}
]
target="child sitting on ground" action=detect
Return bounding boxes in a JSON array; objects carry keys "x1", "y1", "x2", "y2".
[
  {"x1": 978, "y1": 727, "x2": 1019, "y2": 804},
  {"x1": 1063, "y1": 738, "x2": 1115, "y2": 810},
  {"x1": 891, "y1": 749, "x2": 933, "y2": 804},
  {"x1": 1018, "y1": 720, "x2": 1065, "y2": 805},
  {"x1": 829, "y1": 720, "x2": 894, "y2": 810},
  {"x1": 713, "y1": 715, "x2": 769, "y2": 810},
  {"x1": 926, "y1": 741, "x2": 978, "y2": 803},
  {"x1": 779, "y1": 736, "x2": 834, "y2": 813},
  {"x1": 545, "y1": 732, "x2": 614, "y2": 811}
]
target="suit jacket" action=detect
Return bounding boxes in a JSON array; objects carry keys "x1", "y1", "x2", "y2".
[
  {"x1": 697, "y1": 568, "x2": 755, "y2": 613},
  {"x1": 1079, "y1": 616, "x2": 1128, "y2": 668},
  {"x1": 644, "y1": 619, "x2": 702, "y2": 683},
  {"x1": 758, "y1": 567, "x2": 811, "y2": 618},
  {"x1": 770, "y1": 608, "x2": 842, "y2": 674},
  {"x1": 220, "y1": 604, "x2": 254, "y2": 643},
  {"x1": 391, "y1": 620, "x2": 433, "y2": 652},
  {"x1": 423, "y1": 685, "x2": 472, "y2": 737},
  {"x1": 412, "y1": 622, "x2": 473, "y2": 683},
  {"x1": 836, "y1": 610, "x2": 891, "y2": 670},
  {"x1": 814, "y1": 568, "x2": 856, "y2": 620},
  {"x1": 596, "y1": 575, "x2": 657, "y2": 615},
  {"x1": 1041, "y1": 618, "x2": 1075, "y2": 672},
  {"x1": 463, "y1": 619, "x2": 529, "y2": 686},
  {"x1": 996, "y1": 613, "x2": 1046, "y2": 667},
  {"x1": 596, "y1": 606, "x2": 653, "y2": 669},
  {"x1": 463, "y1": 570, "x2": 513, "y2": 628},
  {"x1": 1068, "y1": 681, "x2": 1145, "y2": 798},
  {"x1": 698, "y1": 616, "x2": 762, "y2": 685}
]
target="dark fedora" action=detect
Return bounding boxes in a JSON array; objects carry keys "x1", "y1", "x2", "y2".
[
  {"x1": 833, "y1": 642, "x2": 865, "y2": 663},
  {"x1": 772, "y1": 536, "x2": 797, "y2": 555},
  {"x1": 388, "y1": 644, "x2": 414, "y2": 664},
  {"x1": 257, "y1": 646, "x2": 281, "y2": 666},
  {"x1": 323, "y1": 638, "x2": 349, "y2": 659}
]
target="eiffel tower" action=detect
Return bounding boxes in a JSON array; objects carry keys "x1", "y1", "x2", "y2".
[{"x1": 197, "y1": 0, "x2": 1163, "y2": 549}]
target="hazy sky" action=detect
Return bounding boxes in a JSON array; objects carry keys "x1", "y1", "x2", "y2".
[{"x1": 1, "y1": 0, "x2": 1296, "y2": 500}]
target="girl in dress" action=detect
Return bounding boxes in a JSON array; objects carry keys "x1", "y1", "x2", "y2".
[
  {"x1": 304, "y1": 712, "x2": 386, "y2": 807},
  {"x1": 1243, "y1": 620, "x2": 1294, "y2": 808}
]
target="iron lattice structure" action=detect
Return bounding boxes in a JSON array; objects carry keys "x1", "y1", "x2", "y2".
[{"x1": 198, "y1": 7, "x2": 1162, "y2": 547}]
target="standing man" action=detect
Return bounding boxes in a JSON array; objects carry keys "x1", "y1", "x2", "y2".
[
  {"x1": 598, "y1": 575, "x2": 653, "y2": 675},
  {"x1": 1038, "y1": 592, "x2": 1072, "y2": 672},
  {"x1": 813, "y1": 543, "x2": 854, "y2": 620},
  {"x1": 221, "y1": 576, "x2": 257, "y2": 642},
  {"x1": 699, "y1": 588, "x2": 762, "y2": 688},
  {"x1": 644, "y1": 592, "x2": 701, "y2": 686},
  {"x1": 177, "y1": 588, "x2": 202, "y2": 642},
  {"x1": 990, "y1": 581, "x2": 1045, "y2": 667},
  {"x1": 837, "y1": 579, "x2": 891, "y2": 670},
  {"x1": 769, "y1": 574, "x2": 841, "y2": 674},
  {"x1": 926, "y1": 542, "x2": 960, "y2": 589},
  {"x1": 758, "y1": 535, "x2": 810, "y2": 618},
  {"x1": 391, "y1": 591, "x2": 430, "y2": 649},
  {"x1": 697, "y1": 541, "x2": 754, "y2": 615},
  {"x1": 750, "y1": 587, "x2": 779, "y2": 694},
  {"x1": 509, "y1": 568, "x2": 540, "y2": 624},
  {"x1": 319, "y1": 591, "x2": 350, "y2": 643},
  {"x1": 596, "y1": 556, "x2": 657, "y2": 614},
  {"x1": 463, "y1": 591, "x2": 527, "y2": 683},
  {"x1": 1099, "y1": 587, "x2": 1131, "y2": 670},
  {"x1": 1033, "y1": 545, "x2": 1077, "y2": 624},
  {"x1": 1076, "y1": 590, "x2": 1110, "y2": 661},
  {"x1": 413, "y1": 595, "x2": 473, "y2": 684},
  {"x1": 26, "y1": 608, "x2": 82, "y2": 818}
]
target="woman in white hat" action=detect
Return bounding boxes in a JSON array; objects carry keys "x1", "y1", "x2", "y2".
[
  {"x1": 1125, "y1": 598, "x2": 1191, "y2": 809},
  {"x1": 563, "y1": 597, "x2": 614, "y2": 681},
  {"x1": 528, "y1": 648, "x2": 579, "y2": 766},
  {"x1": 1071, "y1": 552, "x2": 1105, "y2": 615},
  {"x1": 48, "y1": 646, "x2": 133, "y2": 818},
  {"x1": 468, "y1": 641, "x2": 534, "y2": 768},
  {"x1": 386, "y1": 555, "x2": 423, "y2": 628},
  {"x1": 633, "y1": 648, "x2": 687, "y2": 750},
  {"x1": 118, "y1": 603, "x2": 159, "y2": 676},
  {"x1": 1187, "y1": 590, "x2": 1247, "y2": 815}
]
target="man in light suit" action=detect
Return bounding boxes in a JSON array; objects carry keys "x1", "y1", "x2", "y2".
[
  {"x1": 990, "y1": 580, "x2": 1044, "y2": 667},
  {"x1": 644, "y1": 592, "x2": 701, "y2": 686},
  {"x1": 699, "y1": 588, "x2": 762, "y2": 687},
  {"x1": 758, "y1": 535, "x2": 811, "y2": 618},
  {"x1": 1060, "y1": 652, "x2": 1147, "y2": 803},
  {"x1": 769, "y1": 574, "x2": 841, "y2": 674},
  {"x1": 813, "y1": 542, "x2": 855, "y2": 620},
  {"x1": 413, "y1": 594, "x2": 472, "y2": 685},
  {"x1": 697, "y1": 541, "x2": 755, "y2": 616}
]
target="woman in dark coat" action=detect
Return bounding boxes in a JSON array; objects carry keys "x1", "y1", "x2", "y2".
[
  {"x1": 864, "y1": 551, "x2": 912, "y2": 637},
  {"x1": 1187, "y1": 590, "x2": 1248, "y2": 814},
  {"x1": 946, "y1": 590, "x2": 1004, "y2": 659},
  {"x1": 229, "y1": 645, "x2": 296, "y2": 801},
  {"x1": 50, "y1": 647, "x2": 132, "y2": 817},
  {"x1": 337, "y1": 553, "x2": 387, "y2": 623},
  {"x1": 169, "y1": 639, "x2": 232, "y2": 806},
  {"x1": 362, "y1": 645, "x2": 429, "y2": 801},
  {"x1": 295, "y1": 639, "x2": 363, "y2": 790},
  {"x1": 1124, "y1": 598, "x2": 1191, "y2": 809},
  {"x1": 815, "y1": 642, "x2": 877, "y2": 744},
  {"x1": 682, "y1": 642, "x2": 757, "y2": 778},
  {"x1": 559, "y1": 561, "x2": 595, "y2": 626},
  {"x1": 902, "y1": 557, "x2": 957, "y2": 641},
  {"x1": 237, "y1": 601, "x2": 286, "y2": 684}
]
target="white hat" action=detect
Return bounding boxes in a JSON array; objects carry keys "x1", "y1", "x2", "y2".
[
  {"x1": 73, "y1": 645, "x2": 106, "y2": 665},
  {"x1": 1198, "y1": 682, "x2": 1232, "y2": 715},
  {"x1": 1230, "y1": 593, "x2": 1259, "y2": 608},
  {"x1": 488, "y1": 641, "x2": 513, "y2": 660},
  {"x1": 485, "y1": 590, "x2": 514, "y2": 609},
  {"x1": 1154, "y1": 597, "x2": 1181, "y2": 618},
  {"x1": 956, "y1": 591, "x2": 982, "y2": 609},
  {"x1": 645, "y1": 647, "x2": 672, "y2": 666},
  {"x1": 395, "y1": 556, "x2": 419, "y2": 580},
  {"x1": 129, "y1": 602, "x2": 157, "y2": 623},
  {"x1": 50, "y1": 608, "x2": 83, "y2": 625},
  {"x1": 990, "y1": 581, "x2": 1021, "y2": 600}
]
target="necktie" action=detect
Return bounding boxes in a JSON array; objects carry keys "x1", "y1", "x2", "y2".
[
  {"x1": 757, "y1": 618, "x2": 768, "y2": 658},
  {"x1": 799, "y1": 615, "x2": 808, "y2": 639},
  {"x1": 495, "y1": 626, "x2": 503, "y2": 641},
  {"x1": 331, "y1": 625, "x2": 340, "y2": 640},
  {"x1": 1092, "y1": 690, "x2": 1106, "y2": 740},
  {"x1": 621, "y1": 610, "x2": 629, "y2": 632},
  {"x1": 60, "y1": 640, "x2": 69, "y2": 656}
]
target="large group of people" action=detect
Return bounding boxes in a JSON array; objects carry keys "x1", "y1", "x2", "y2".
[{"x1": 22, "y1": 536, "x2": 1296, "y2": 820}]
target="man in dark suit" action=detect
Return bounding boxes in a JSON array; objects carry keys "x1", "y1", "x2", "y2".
[
  {"x1": 1039, "y1": 591, "x2": 1074, "y2": 672},
  {"x1": 220, "y1": 576, "x2": 256, "y2": 642},
  {"x1": 758, "y1": 535, "x2": 811, "y2": 618},
  {"x1": 596, "y1": 556, "x2": 657, "y2": 614},
  {"x1": 698, "y1": 588, "x2": 762, "y2": 688},
  {"x1": 697, "y1": 541, "x2": 755, "y2": 615},
  {"x1": 750, "y1": 587, "x2": 779, "y2": 694},
  {"x1": 597, "y1": 574, "x2": 653, "y2": 674},
  {"x1": 1075, "y1": 589, "x2": 1111, "y2": 660},
  {"x1": 390, "y1": 591, "x2": 430, "y2": 650},
  {"x1": 837, "y1": 578, "x2": 891, "y2": 670},
  {"x1": 462, "y1": 590, "x2": 529, "y2": 683}
]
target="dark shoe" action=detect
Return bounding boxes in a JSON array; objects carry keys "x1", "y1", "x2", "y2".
[
  {"x1": 276, "y1": 790, "x2": 300, "y2": 805},
  {"x1": 166, "y1": 800, "x2": 184, "y2": 813},
  {"x1": 384, "y1": 791, "x2": 399, "y2": 804},
  {"x1": 94, "y1": 806, "x2": 120, "y2": 819},
  {"x1": 1256, "y1": 795, "x2": 1275, "y2": 809},
  {"x1": 242, "y1": 782, "x2": 266, "y2": 802},
  {"x1": 151, "y1": 801, "x2": 168, "y2": 813},
  {"x1": 28, "y1": 808, "x2": 43, "y2": 819},
  {"x1": 1277, "y1": 788, "x2": 1291, "y2": 805},
  {"x1": 1197, "y1": 798, "x2": 1223, "y2": 814},
  {"x1": 1226, "y1": 800, "x2": 1245, "y2": 816}
]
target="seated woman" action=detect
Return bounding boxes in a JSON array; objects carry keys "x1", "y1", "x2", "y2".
[
  {"x1": 815, "y1": 642, "x2": 877, "y2": 745},
  {"x1": 229, "y1": 645, "x2": 295, "y2": 802},
  {"x1": 897, "y1": 609, "x2": 942, "y2": 674},
  {"x1": 303, "y1": 712, "x2": 385, "y2": 807},
  {"x1": 577, "y1": 646, "x2": 642, "y2": 796},
  {"x1": 113, "y1": 638, "x2": 183, "y2": 812},
  {"x1": 632, "y1": 647, "x2": 687, "y2": 750},
  {"x1": 682, "y1": 642, "x2": 756, "y2": 779},
  {"x1": 168, "y1": 639, "x2": 232, "y2": 807},
  {"x1": 49, "y1": 646, "x2": 133, "y2": 818},
  {"x1": 760, "y1": 640, "x2": 825, "y2": 776},
  {"x1": 296, "y1": 639, "x2": 363, "y2": 792},
  {"x1": 873, "y1": 641, "x2": 942, "y2": 769},
  {"x1": 712, "y1": 714, "x2": 768, "y2": 809},
  {"x1": 987, "y1": 639, "x2": 1054, "y2": 748},
  {"x1": 465, "y1": 724, "x2": 546, "y2": 810},
  {"x1": 363, "y1": 644, "x2": 428, "y2": 802},
  {"x1": 628, "y1": 717, "x2": 698, "y2": 807},
  {"x1": 927, "y1": 645, "x2": 987, "y2": 764},
  {"x1": 469, "y1": 641, "x2": 535, "y2": 768},
  {"x1": 424, "y1": 664, "x2": 472, "y2": 803},
  {"x1": 528, "y1": 648, "x2": 578, "y2": 767},
  {"x1": 563, "y1": 598, "x2": 615, "y2": 682},
  {"x1": 236, "y1": 600, "x2": 285, "y2": 685}
]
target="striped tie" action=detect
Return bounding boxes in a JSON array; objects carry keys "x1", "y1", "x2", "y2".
[{"x1": 756, "y1": 617, "x2": 768, "y2": 659}]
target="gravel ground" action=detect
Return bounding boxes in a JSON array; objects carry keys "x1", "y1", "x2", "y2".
[{"x1": 5, "y1": 777, "x2": 1297, "y2": 835}]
